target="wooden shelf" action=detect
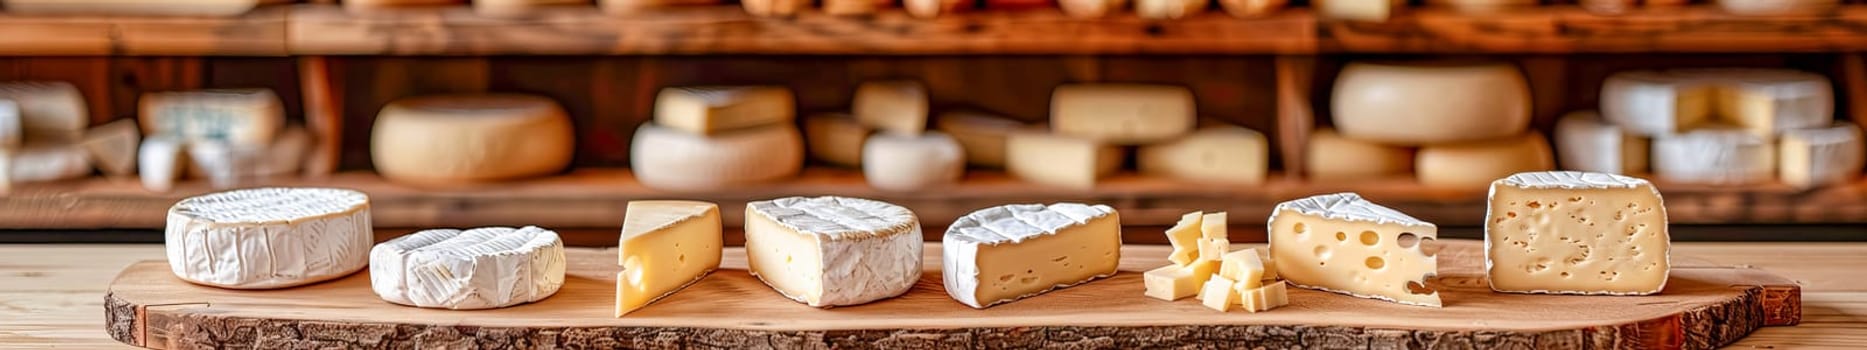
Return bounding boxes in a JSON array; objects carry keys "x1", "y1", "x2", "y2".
[
  {"x1": 3, "y1": 168, "x2": 1861, "y2": 230},
  {"x1": 4, "y1": 4, "x2": 1867, "y2": 55}
]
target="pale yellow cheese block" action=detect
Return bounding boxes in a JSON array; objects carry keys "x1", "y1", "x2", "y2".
[
  {"x1": 1415, "y1": 132, "x2": 1554, "y2": 189},
  {"x1": 1051, "y1": 84, "x2": 1195, "y2": 144},
  {"x1": 370, "y1": 94, "x2": 575, "y2": 185},
  {"x1": 616, "y1": 200, "x2": 722, "y2": 317},
  {"x1": 1235, "y1": 281, "x2": 1290, "y2": 312},
  {"x1": 1331, "y1": 61, "x2": 1531, "y2": 145},
  {"x1": 653, "y1": 86, "x2": 795, "y2": 135},
  {"x1": 1142, "y1": 260, "x2": 1218, "y2": 301},
  {"x1": 802, "y1": 113, "x2": 870, "y2": 168},
  {"x1": 1217, "y1": 248, "x2": 1267, "y2": 289},
  {"x1": 853, "y1": 81, "x2": 930, "y2": 136},
  {"x1": 0, "y1": 82, "x2": 89, "y2": 144},
  {"x1": 1197, "y1": 275, "x2": 1238, "y2": 311},
  {"x1": 934, "y1": 111, "x2": 1027, "y2": 168},
  {"x1": 80, "y1": 119, "x2": 141, "y2": 178},
  {"x1": 1138, "y1": 126, "x2": 1268, "y2": 185},
  {"x1": 1164, "y1": 211, "x2": 1203, "y2": 266},
  {"x1": 1778, "y1": 123, "x2": 1864, "y2": 189},
  {"x1": 1005, "y1": 132, "x2": 1123, "y2": 189},
  {"x1": 1196, "y1": 212, "x2": 1229, "y2": 263},
  {"x1": 1306, "y1": 128, "x2": 1414, "y2": 180},
  {"x1": 1486, "y1": 171, "x2": 1670, "y2": 296}
]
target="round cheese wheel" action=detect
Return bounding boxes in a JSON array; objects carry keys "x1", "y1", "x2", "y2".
[
  {"x1": 1331, "y1": 62, "x2": 1531, "y2": 145},
  {"x1": 630, "y1": 122, "x2": 804, "y2": 191},
  {"x1": 1415, "y1": 132, "x2": 1554, "y2": 189},
  {"x1": 370, "y1": 94, "x2": 575, "y2": 185},
  {"x1": 166, "y1": 188, "x2": 372, "y2": 289},
  {"x1": 1652, "y1": 127, "x2": 1775, "y2": 185},
  {"x1": 1306, "y1": 128, "x2": 1414, "y2": 180},
  {"x1": 863, "y1": 132, "x2": 965, "y2": 191}
]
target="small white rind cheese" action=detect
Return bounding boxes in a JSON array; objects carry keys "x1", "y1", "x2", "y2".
[
  {"x1": 371, "y1": 226, "x2": 567, "y2": 309},
  {"x1": 943, "y1": 203, "x2": 1121, "y2": 309},
  {"x1": 1779, "y1": 123, "x2": 1864, "y2": 189},
  {"x1": 166, "y1": 188, "x2": 372, "y2": 289},
  {"x1": 862, "y1": 131, "x2": 965, "y2": 191},
  {"x1": 745, "y1": 196, "x2": 922, "y2": 307},
  {"x1": 631, "y1": 123, "x2": 804, "y2": 191},
  {"x1": 1485, "y1": 171, "x2": 1670, "y2": 295},
  {"x1": 1652, "y1": 127, "x2": 1774, "y2": 185}
]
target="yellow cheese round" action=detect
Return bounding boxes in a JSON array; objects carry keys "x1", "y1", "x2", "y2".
[
  {"x1": 1415, "y1": 133, "x2": 1555, "y2": 189},
  {"x1": 370, "y1": 94, "x2": 574, "y2": 185},
  {"x1": 1331, "y1": 62, "x2": 1531, "y2": 145},
  {"x1": 1305, "y1": 128, "x2": 1413, "y2": 180}
]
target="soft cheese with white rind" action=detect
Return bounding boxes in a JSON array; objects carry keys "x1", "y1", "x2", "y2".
[
  {"x1": 1267, "y1": 192, "x2": 1440, "y2": 307},
  {"x1": 943, "y1": 203, "x2": 1121, "y2": 309},
  {"x1": 1778, "y1": 123, "x2": 1864, "y2": 189},
  {"x1": 862, "y1": 131, "x2": 965, "y2": 191},
  {"x1": 617, "y1": 201, "x2": 722, "y2": 316},
  {"x1": 1331, "y1": 62, "x2": 1531, "y2": 145},
  {"x1": 165, "y1": 188, "x2": 372, "y2": 289},
  {"x1": 631, "y1": 123, "x2": 803, "y2": 191},
  {"x1": 745, "y1": 196, "x2": 922, "y2": 307},
  {"x1": 1485, "y1": 171, "x2": 1670, "y2": 295},
  {"x1": 370, "y1": 226, "x2": 566, "y2": 309},
  {"x1": 1652, "y1": 127, "x2": 1775, "y2": 185},
  {"x1": 0, "y1": 82, "x2": 88, "y2": 143},
  {"x1": 653, "y1": 86, "x2": 795, "y2": 135},
  {"x1": 138, "y1": 135, "x2": 186, "y2": 192},
  {"x1": 1554, "y1": 111, "x2": 1648, "y2": 175}
]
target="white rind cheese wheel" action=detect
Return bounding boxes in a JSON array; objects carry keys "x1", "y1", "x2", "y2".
[
  {"x1": 1, "y1": 0, "x2": 267, "y2": 16},
  {"x1": 139, "y1": 135, "x2": 187, "y2": 193},
  {"x1": 935, "y1": 111, "x2": 1027, "y2": 168},
  {"x1": 165, "y1": 188, "x2": 372, "y2": 289},
  {"x1": 853, "y1": 81, "x2": 930, "y2": 136},
  {"x1": 745, "y1": 196, "x2": 922, "y2": 307},
  {"x1": 371, "y1": 94, "x2": 574, "y2": 185},
  {"x1": 653, "y1": 86, "x2": 795, "y2": 135},
  {"x1": 1332, "y1": 62, "x2": 1531, "y2": 145},
  {"x1": 1553, "y1": 111, "x2": 1648, "y2": 175},
  {"x1": 140, "y1": 89, "x2": 285, "y2": 147},
  {"x1": 943, "y1": 203, "x2": 1121, "y2": 309},
  {"x1": 1652, "y1": 128, "x2": 1775, "y2": 185},
  {"x1": 631, "y1": 123, "x2": 804, "y2": 191},
  {"x1": 862, "y1": 132, "x2": 965, "y2": 191},
  {"x1": 1139, "y1": 126, "x2": 1268, "y2": 184},
  {"x1": 81, "y1": 119, "x2": 142, "y2": 177},
  {"x1": 1416, "y1": 133, "x2": 1555, "y2": 189},
  {"x1": 1603, "y1": 69, "x2": 1832, "y2": 137},
  {"x1": 1051, "y1": 84, "x2": 1195, "y2": 144},
  {"x1": 370, "y1": 226, "x2": 567, "y2": 310},
  {"x1": 0, "y1": 142, "x2": 92, "y2": 192},
  {"x1": 0, "y1": 82, "x2": 88, "y2": 143},
  {"x1": 803, "y1": 113, "x2": 870, "y2": 168},
  {"x1": 1600, "y1": 70, "x2": 1715, "y2": 136},
  {"x1": 1306, "y1": 128, "x2": 1414, "y2": 180},
  {"x1": 187, "y1": 139, "x2": 264, "y2": 189},
  {"x1": 1778, "y1": 123, "x2": 1863, "y2": 189}
]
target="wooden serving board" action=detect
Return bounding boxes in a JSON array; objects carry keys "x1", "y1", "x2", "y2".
[{"x1": 105, "y1": 240, "x2": 1799, "y2": 349}]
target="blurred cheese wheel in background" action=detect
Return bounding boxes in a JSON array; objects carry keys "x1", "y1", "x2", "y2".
[
  {"x1": 1331, "y1": 61, "x2": 1531, "y2": 145},
  {"x1": 1415, "y1": 132, "x2": 1555, "y2": 189},
  {"x1": 371, "y1": 94, "x2": 575, "y2": 185},
  {"x1": 630, "y1": 123, "x2": 804, "y2": 191}
]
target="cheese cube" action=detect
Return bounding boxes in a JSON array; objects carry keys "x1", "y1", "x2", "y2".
[
  {"x1": 1005, "y1": 132, "x2": 1124, "y2": 189},
  {"x1": 1139, "y1": 126, "x2": 1268, "y2": 185},
  {"x1": 747, "y1": 197, "x2": 922, "y2": 307},
  {"x1": 617, "y1": 201, "x2": 723, "y2": 316},
  {"x1": 935, "y1": 111, "x2": 1028, "y2": 168},
  {"x1": 1416, "y1": 132, "x2": 1555, "y2": 189},
  {"x1": 854, "y1": 81, "x2": 930, "y2": 136},
  {"x1": 1554, "y1": 111, "x2": 1648, "y2": 175},
  {"x1": 1486, "y1": 171, "x2": 1669, "y2": 295},
  {"x1": 1236, "y1": 281, "x2": 1289, "y2": 313},
  {"x1": 1652, "y1": 127, "x2": 1774, "y2": 185},
  {"x1": 0, "y1": 82, "x2": 88, "y2": 144},
  {"x1": 1218, "y1": 248, "x2": 1267, "y2": 288},
  {"x1": 1778, "y1": 123, "x2": 1864, "y2": 189},
  {"x1": 802, "y1": 113, "x2": 870, "y2": 168},
  {"x1": 1051, "y1": 84, "x2": 1195, "y2": 144},
  {"x1": 653, "y1": 86, "x2": 795, "y2": 135},
  {"x1": 1198, "y1": 275, "x2": 1238, "y2": 311},
  {"x1": 862, "y1": 132, "x2": 965, "y2": 191},
  {"x1": 80, "y1": 119, "x2": 141, "y2": 177},
  {"x1": 943, "y1": 203, "x2": 1121, "y2": 308},
  {"x1": 1268, "y1": 193, "x2": 1440, "y2": 307},
  {"x1": 1307, "y1": 128, "x2": 1414, "y2": 180},
  {"x1": 141, "y1": 89, "x2": 285, "y2": 147},
  {"x1": 1197, "y1": 212, "x2": 1229, "y2": 263},
  {"x1": 1142, "y1": 260, "x2": 1219, "y2": 301},
  {"x1": 1165, "y1": 211, "x2": 1203, "y2": 266}
]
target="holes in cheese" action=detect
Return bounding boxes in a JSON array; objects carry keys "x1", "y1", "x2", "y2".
[
  {"x1": 1485, "y1": 171, "x2": 1670, "y2": 295},
  {"x1": 1269, "y1": 192, "x2": 1441, "y2": 307},
  {"x1": 616, "y1": 200, "x2": 722, "y2": 317}
]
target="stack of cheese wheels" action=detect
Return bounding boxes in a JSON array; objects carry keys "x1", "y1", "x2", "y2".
[
  {"x1": 372, "y1": 94, "x2": 574, "y2": 186},
  {"x1": 800, "y1": 81, "x2": 968, "y2": 192},
  {"x1": 138, "y1": 88, "x2": 309, "y2": 191},
  {"x1": 632, "y1": 86, "x2": 803, "y2": 191},
  {"x1": 166, "y1": 187, "x2": 373, "y2": 289},
  {"x1": 1021, "y1": 83, "x2": 1269, "y2": 189},
  {"x1": 0, "y1": 82, "x2": 96, "y2": 193},
  {"x1": 1563, "y1": 68, "x2": 1855, "y2": 188},
  {"x1": 1325, "y1": 61, "x2": 1553, "y2": 189}
]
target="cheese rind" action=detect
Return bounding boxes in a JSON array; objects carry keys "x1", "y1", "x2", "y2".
[
  {"x1": 1267, "y1": 193, "x2": 1441, "y2": 307},
  {"x1": 1554, "y1": 111, "x2": 1648, "y2": 175},
  {"x1": 80, "y1": 119, "x2": 142, "y2": 177},
  {"x1": 862, "y1": 132, "x2": 965, "y2": 191},
  {"x1": 1601, "y1": 70, "x2": 1716, "y2": 136},
  {"x1": 631, "y1": 123, "x2": 804, "y2": 191},
  {"x1": 138, "y1": 135, "x2": 187, "y2": 192},
  {"x1": 140, "y1": 89, "x2": 284, "y2": 147},
  {"x1": 370, "y1": 226, "x2": 566, "y2": 309},
  {"x1": 1778, "y1": 123, "x2": 1864, "y2": 189},
  {"x1": 1332, "y1": 62, "x2": 1531, "y2": 145},
  {"x1": 616, "y1": 201, "x2": 723, "y2": 316},
  {"x1": 0, "y1": 82, "x2": 88, "y2": 143},
  {"x1": 746, "y1": 196, "x2": 922, "y2": 307},
  {"x1": 1051, "y1": 84, "x2": 1195, "y2": 144},
  {"x1": 943, "y1": 203, "x2": 1121, "y2": 308},
  {"x1": 0, "y1": 142, "x2": 92, "y2": 192},
  {"x1": 1307, "y1": 128, "x2": 1414, "y2": 180},
  {"x1": 165, "y1": 188, "x2": 372, "y2": 289},
  {"x1": 1485, "y1": 171, "x2": 1670, "y2": 295},
  {"x1": 1416, "y1": 133, "x2": 1555, "y2": 189},
  {"x1": 371, "y1": 94, "x2": 574, "y2": 184},
  {"x1": 1006, "y1": 132, "x2": 1124, "y2": 189},
  {"x1": 1686, "y1": 68, "x2": 1832, "y2": 137},
  {"x1": 1142, "y1": 260, "x2": 1219, "y2": 301},
  {"x1": 654, "y1": 86, "x2": 795, "y2": 135},
  {"x1": 1139, "y1": 126, "x2": 1268, "y2": 184},
  {"x1": 1651, "y1": 128, "x2": 1775, "y2": 185},
  {"x1": 935, "y1": 111, "x2": 1027, "y2": 168},
  {"x1": 854, "y1": 81, "x2": 930, "y2": 136},
  {"x1": 803, "y1": 113, "x2": 870, "y2": 168}
]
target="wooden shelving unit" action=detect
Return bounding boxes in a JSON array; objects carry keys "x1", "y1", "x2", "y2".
[{"x1": 0, "y1": 3, "x2": 1864, "y2": 231}]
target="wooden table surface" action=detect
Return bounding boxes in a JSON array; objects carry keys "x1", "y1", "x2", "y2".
[{"x1": 2, "y1": 242, "x2": 1864, "y2": 349}]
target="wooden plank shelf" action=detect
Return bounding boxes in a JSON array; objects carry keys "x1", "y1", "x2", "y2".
[
  {"x1": 4, "y1": 4, "x2": 1867, "y2": 55},
  {"x1": 4, "y1": 168, "x2": 1861, "y2": 230}
]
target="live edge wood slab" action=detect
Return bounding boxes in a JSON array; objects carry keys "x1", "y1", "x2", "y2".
[{"x1": 105, "y1": 240, "x2": 1798, "y2": 349}]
